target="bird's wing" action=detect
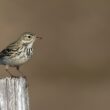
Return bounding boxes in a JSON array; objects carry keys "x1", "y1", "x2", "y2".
[{"x1": 0, "y1": 41, "x2": 20, "y2": 58}]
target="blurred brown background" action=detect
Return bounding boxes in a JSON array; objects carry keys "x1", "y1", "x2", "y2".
[{"x1": 0, "y1": 0, "x2": 110, "y2": 110}]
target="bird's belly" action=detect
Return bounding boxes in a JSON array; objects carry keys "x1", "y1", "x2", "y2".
[
  {"x1": 2, "y1": 52, "x2": 32, "y2": 66},
  {"x1": 1, "y1": 47, "x2": 33, "y2": 66},
  {"x1": 3, "y1": 57, "x2": 30, "y2": 66}
]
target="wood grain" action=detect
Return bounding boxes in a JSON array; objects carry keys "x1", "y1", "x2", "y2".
[{"x1": 0, "y1": 77, "x2": 29, "y2": 110}]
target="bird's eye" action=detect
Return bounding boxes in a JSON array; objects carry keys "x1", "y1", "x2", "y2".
[{"x1": 28, "y1": 36, "x2": 31, "y2": 38}]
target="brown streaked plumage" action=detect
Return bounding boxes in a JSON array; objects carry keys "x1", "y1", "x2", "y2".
[{"x1": 0, "y1": 32, "x2": 42, "y2": 77}]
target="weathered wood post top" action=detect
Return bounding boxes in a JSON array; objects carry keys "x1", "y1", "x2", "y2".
[{"x1": 0, "y1": 77, "x2": 29, "y2": 110}]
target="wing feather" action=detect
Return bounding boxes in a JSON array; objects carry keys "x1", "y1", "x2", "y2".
[{"x1": 0, "y1": 41, "x2": 20, "y2": 58}]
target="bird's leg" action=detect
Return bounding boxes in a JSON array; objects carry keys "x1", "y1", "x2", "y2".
[
  {"x1": 16, "y1": 66, "x2": 28, "y2": 87},
  {"x1": 16, "y1": 66, "x2": 26, "y2": 78},
  {"x1": 5, "y1": 65, "x2": 15, "y2": 77}
]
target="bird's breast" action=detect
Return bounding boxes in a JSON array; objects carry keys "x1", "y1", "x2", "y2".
[{"x1": 2, "y1": 47, "x2": 33, "y2": 66}]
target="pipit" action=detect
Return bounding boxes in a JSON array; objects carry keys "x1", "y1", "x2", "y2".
[{"x1": 0, "y1": 32, "x2": 42, "y2": 77}]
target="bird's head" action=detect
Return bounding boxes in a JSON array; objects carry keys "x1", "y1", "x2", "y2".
[{"x1": 19, "y1": 32, "x2": 42, "y2": 45}]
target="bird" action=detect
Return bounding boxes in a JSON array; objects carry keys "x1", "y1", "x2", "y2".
[{"x1": 0, "y1": 32, "x2": 42, "y2": 77}]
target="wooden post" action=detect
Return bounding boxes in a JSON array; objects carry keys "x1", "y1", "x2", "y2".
[{"x1": 0, "y1": 77, "x2": 29, "y2": 110}]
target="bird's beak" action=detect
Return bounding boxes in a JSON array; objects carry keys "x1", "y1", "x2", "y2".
[
  {"x1": 35, "y1": 32, "x2": 43, "y2": 40},
  {"x1": 36, "y1": 36, "x2": 42, "y2": 39}
]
